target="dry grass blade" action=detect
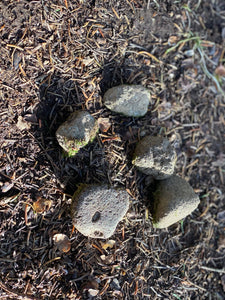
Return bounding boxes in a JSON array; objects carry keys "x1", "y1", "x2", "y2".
[{"x1": 138, "y1": 51, "x2": 162, "y2": 64}]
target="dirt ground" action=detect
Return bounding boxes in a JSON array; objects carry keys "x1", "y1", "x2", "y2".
[{"x1": 0, "y1": 0, "x2": 225, "y2": 299}]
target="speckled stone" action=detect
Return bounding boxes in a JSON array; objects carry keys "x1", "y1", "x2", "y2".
[
  {"x1": 103, "y1": 85, "x2": 151, "y2": 117},
  {"x1": 152, "y1": 175, "x2": 200, "y2": 228},
  {"x1": 132, "y1": 135, "x2": 177, "y2": 179},
  {"x1": 71, "y1": 185, "x2": 130, "y2": 239}
]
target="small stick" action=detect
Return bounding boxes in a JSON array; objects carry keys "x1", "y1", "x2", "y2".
[{"x1": 200, "y1": 266, "x2": 225, "y2": 274}]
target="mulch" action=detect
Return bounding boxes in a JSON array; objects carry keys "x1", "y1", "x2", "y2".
[{"x1": 0, "y1": 0, "x2": 225, "y2": 299}]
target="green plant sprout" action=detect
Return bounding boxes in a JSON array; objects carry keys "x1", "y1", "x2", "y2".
[
  {"x1": 173, "y1": 294, "x2": 182, "y2": 300},
  {"x1": 182, "y1": 4, "x2": 192, "y2": 13},
  {"x1": 165, "y1": 33, "x2": 225, "y2": 98}
]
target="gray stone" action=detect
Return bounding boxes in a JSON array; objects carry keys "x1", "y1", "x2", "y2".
[
  {"x1": 71, "y1": 185, "x2": 130, "y2": 239},
  {"x1": 132, "y1": 136, "x2": 177, "y2": 179},
  {"x1": 152, "y1": 175, "x2": 200, "y2": 228},
  {"x1": 103, "y1": 85, "x2": 151, "y2": 117},
  {"x1": 56, "y1": 111, "x2": 98, "y2": 156}
]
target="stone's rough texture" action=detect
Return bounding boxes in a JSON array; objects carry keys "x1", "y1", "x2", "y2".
[
  {"x1": 56, "y1": 111, "x2": 98, "y2": 156},
  {"x1": 103, "y1": 85, "x2": 151, "y2": 117},
  {"x1": 71, "y1": 185, "x2": 130, "y2": 239},
  {"x1": 132, "y1": 136, "x2": 177, "y2": 179},
  {"x1": 152, "y1": 175, "x2": 200, "y2": 228}
]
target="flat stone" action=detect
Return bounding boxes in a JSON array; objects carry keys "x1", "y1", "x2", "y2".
[
  {"x1": 152, "y1": 175, "x2": 200, "y2": 228},
  {"x1": 71, "y1": 185, "x2": 130, "y2": 239},
  {"x1": 56, "y1": 111, "x2": 98, "y2": 156},
  {"x1": 132, "y1": 136, "x2": 177, "y2": 179},
  {"x1": 103, "y1": 85, "x2": 151, "y2": 117}
]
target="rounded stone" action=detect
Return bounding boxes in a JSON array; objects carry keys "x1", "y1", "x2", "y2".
[
  {"x1": 152, "y1": 175, "x2": 200, "y2": 228},
  {"x1": 103, "y1": 85, "x2": 151, "y2": 117},
  {"x1": 132, "y1": 135, "x2": 177, "y2": 179},
  {"x1": 56, "y1": 111, "x2": 98, "y2": 156},
  {"x1": 71, "y1": 185, "x2": 130, "y2": 239}
]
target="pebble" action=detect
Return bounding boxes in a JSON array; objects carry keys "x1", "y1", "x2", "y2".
[
  {"x1": 132, "y1": 135, "x2": 177, "y2": 179},
  {"x1": 56, "y1": 111, "x2": 98, "y2": 156},
  {"x1": 103, "y1": 85, "x2": 151, "y2": 117},
  {"x1": 71, "y1": 185, "x2": 130, "y2": 239},
  {"x1": 152, "y1": 175, "x2": 200, "y2": 228}
]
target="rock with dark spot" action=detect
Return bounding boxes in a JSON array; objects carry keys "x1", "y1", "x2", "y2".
[
  {"x1": 56, "y1": 111, "x2": 98, "y2": 156},
  {"x1": 152, "y1": 175, "x2": 200, "y2": 228},
  {"x1": 103, "y1": 85, "x2": 151, "y2": 117},
  {"x1": 71, "y1": 185, "x2": 130, "y2": 239},
  {"x1": 132, "y1": 135, "x2": 177, "y2": 179}
]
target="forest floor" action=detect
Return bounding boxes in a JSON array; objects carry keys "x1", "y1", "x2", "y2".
[{"x1": 0, "y1": 0, "x2": 225, "y2": 299}]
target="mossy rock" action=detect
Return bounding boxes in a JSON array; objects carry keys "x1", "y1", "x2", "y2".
[{"x1": 56, "y1": 111, "x2": 99, "y2": 156}]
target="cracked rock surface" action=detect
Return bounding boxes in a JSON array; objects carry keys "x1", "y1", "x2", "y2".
[
  {"x1": 56, "y1": 111, "x2": 98, "y2": 156},
  {"x1": 152, "y1": 175, "x2": 200, "y2": 228},
  {"x1": 71, "y1": 185, "x2": 130, "y2": 239},
  {"x1": 103, "y1": 84, "x2": 151, "y2": 117},
  {"x1": 132, "y1": 135, "x2": 177, "y2": 179}
]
